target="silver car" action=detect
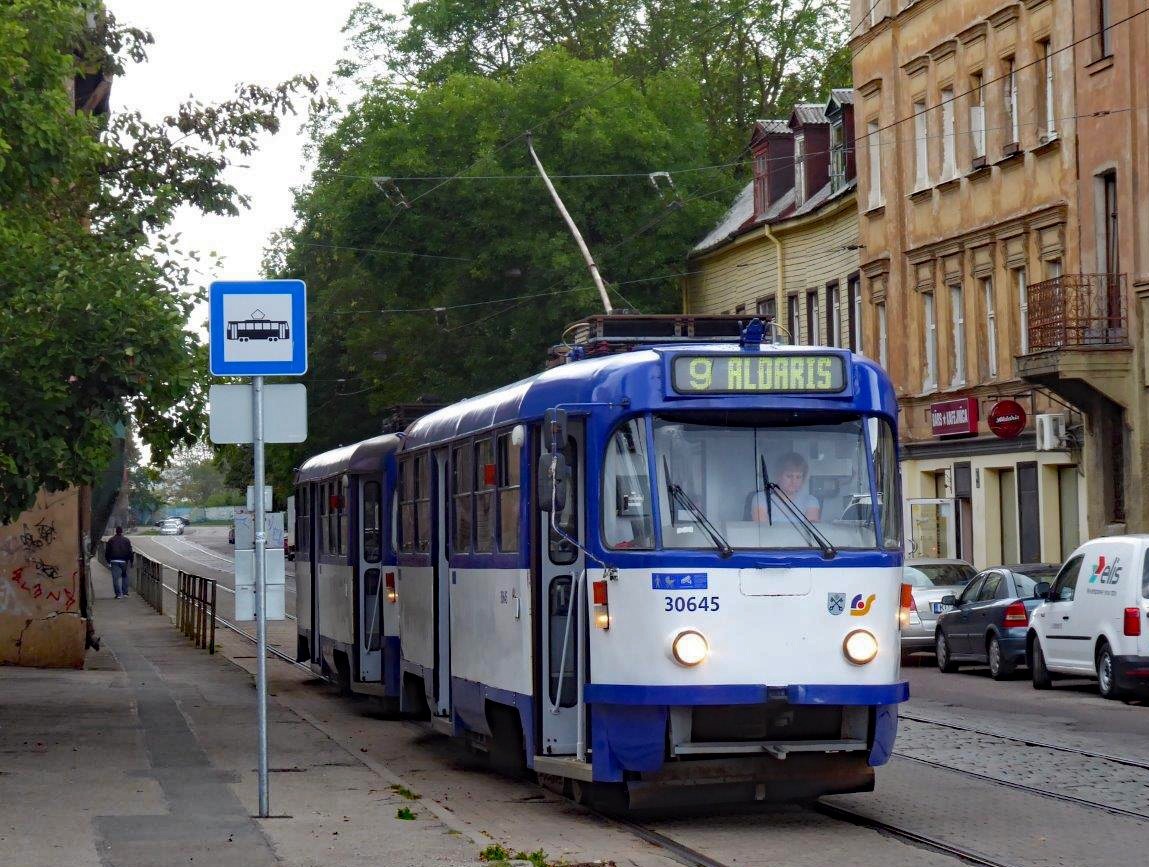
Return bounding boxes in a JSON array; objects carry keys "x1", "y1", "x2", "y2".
[
  {"x1": 901, "y1": 558, "x2": 978, "y2": 656},
  {"x1": 158, "y1": 519, "x2": 184, "y2": 536}
]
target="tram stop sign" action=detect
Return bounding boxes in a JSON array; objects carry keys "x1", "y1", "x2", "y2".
[{"x1": 209, "y1": 279, "x2": 307, "y2": 376}]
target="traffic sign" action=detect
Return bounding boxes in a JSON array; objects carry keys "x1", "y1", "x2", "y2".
[
  {"x1": 208, "y1": 383, "x2": 308, "y2": 443},
  {"x1": 209, "y1": 280, "x2": 307, "y2": 376}
]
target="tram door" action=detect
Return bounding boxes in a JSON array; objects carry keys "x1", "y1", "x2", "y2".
[
  {"x1": 308, "y1": 485, "x2": 321, "y2": 666},
  {"x1": 358, "y1": 477, "x2": 384, "y2": 682},
  {"x1": 433, "y1": 449, "x2": 452, "y2": 716},
  {"x1": 539, "y1": 422, "x2": 585, "y2": 755}
]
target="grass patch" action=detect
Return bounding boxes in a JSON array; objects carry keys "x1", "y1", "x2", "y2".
[
  {"x1": 479, "y1": 845, "x2": 511, "y2": 862},
  {"x1": 478, "y1": 845, "x2": 550, "y2": 866},
  {"x1": 389, "y1": 783, "x2": 421, "y2": 800},
  {"x1": 514, "y1": 850, "x2": 550, "y2": 867},
  {"x1": 396, "y1": 806, "x2": 417, "y2": 820}
]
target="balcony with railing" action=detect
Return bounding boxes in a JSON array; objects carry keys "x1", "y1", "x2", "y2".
[
  {"x1": 1026, "y1": 274, "x2": 1128, "y2": 351},
  {"x1": 1017, "y1": 273, "x2": 1132, "y2": 409}
]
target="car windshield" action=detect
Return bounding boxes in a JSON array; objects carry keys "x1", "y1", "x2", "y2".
[
  {"x1": 602, "y1": 412, "x2": 900, "y2": 552},
  {"x1": 906, "y1": 563, "x2": 976, "y2": 586},
  {"x1": 1013, "y1": 569, "x2": 1058, "y2": 595}
]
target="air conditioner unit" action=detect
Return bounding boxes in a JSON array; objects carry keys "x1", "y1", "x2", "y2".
[{"x1": 1036, "y1": 413, "x2": 1068, "y2": 451}]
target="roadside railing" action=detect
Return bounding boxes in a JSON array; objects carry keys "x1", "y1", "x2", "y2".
[
  {"x1": 177, "y1": 570, "x2": 217, "y2": 654},
  {"x1": 134, "y1": 556, "x2": 164, "y2": 614}
]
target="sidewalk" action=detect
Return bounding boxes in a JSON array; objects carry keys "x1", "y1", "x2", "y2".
[{"x1": 0, "y1": 562, "x2": 483, "y2": 867}]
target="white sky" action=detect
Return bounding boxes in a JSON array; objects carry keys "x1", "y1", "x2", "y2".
[{"x1": 109, "y1": 0, "x2": 393, "y2": 333}]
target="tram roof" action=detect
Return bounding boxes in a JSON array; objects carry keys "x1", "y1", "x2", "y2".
[
  {"x1": 403, "y1": 343, "x2": 896, "y2": 450},
  {"x1": 295, "y1": 433, "x2": 402, "y2": 483}
]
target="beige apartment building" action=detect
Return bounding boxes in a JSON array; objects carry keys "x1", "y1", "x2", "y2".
[
  {"x1": 686, "y1": 92, "x2": 865, "y2": 356},
  {"x1": 851, "y1": 0, "x2": 1148, "y2": 568}
]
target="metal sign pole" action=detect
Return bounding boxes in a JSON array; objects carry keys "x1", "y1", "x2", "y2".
[{"x1": 253, "y1": 375, "x2": 269, "y2": 818}]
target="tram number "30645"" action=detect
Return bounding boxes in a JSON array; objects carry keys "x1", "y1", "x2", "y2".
[{"x1": 664, "y1": 595, "x2": 720, "y2": 613}]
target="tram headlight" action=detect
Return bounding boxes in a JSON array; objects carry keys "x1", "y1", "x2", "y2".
[
  {"x1": 843, "y1": 629, "x2": 879, "y2": 665},
  {"x1": 671, "y1": 630, "x2": 709, "y2": 666}
]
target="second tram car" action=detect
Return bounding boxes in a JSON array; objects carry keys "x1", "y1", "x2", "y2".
[{"x1": 384, "y1": 332, "x2": 908, "y2": 805}]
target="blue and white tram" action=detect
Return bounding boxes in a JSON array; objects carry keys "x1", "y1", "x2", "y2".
[
  {"x1": 393, "y1": 335, "x2": 908, "y2": 805},
  {"x1": 294, "y1": 435, "x2": 402, "y2": 702}
]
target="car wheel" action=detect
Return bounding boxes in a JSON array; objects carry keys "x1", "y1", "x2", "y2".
[
  {"x1": 988, "y1": 635, "x2": 1015, "y2": 680},
  {"x1": 1097, "y1": 643, "x2": 1124, "y2": 700},
  {"x1": 1031, "y1": 639, "x2": 1052, "y2": 690},
  {"x1": 936, "y1": 632, "x2": 959, "y2": 673}
]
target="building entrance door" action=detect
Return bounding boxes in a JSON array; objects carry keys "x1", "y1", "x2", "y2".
[{"x1": 907, "y1": 498, "x2": 958, "y2": 559}]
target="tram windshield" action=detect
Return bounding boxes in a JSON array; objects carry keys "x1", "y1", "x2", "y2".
[{"x1": 601, "y1": 413, "x2": 901, "y2": 552}]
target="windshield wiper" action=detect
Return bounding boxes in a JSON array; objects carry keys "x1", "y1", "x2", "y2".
[
  {"x1": 663, "y1": 456, "x2": 733, "y2": 559},
  {"x1": 759, "y1": 455, "x2": 837, "y2": 559}
]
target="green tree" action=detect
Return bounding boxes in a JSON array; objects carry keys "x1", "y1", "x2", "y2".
[
  {"x1": 339, "y1": 0, "x2": 851, "y2": 160},
  {"x1": 0, "y1": 0, "x2": 314, "y2": 523},
  {"x1": 272, "y1": 50, "x2": 729, "y2": 461}
]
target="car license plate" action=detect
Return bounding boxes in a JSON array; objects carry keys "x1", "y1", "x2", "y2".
[{"x1": 932, "y1": 602, "x2": 952, "y2": 614}]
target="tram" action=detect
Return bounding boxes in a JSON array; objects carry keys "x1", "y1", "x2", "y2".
[
  {"x1": 388, "y1": 322, "x2": 908, "y2": 806},
  {"x1": 226, "y1": 318, "x2": 290, "y2": 341},
  {"x1": 294, "y1": 435, "x2": 402, "y2": 702}
]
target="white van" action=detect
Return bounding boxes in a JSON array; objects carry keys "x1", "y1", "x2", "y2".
[{"x1": 1028, "y1": 536, "x2": 1149, "y2": 699}]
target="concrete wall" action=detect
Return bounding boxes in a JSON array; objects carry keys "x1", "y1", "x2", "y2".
[{"x1": 0, "y1": 489, "x2": 88, "y2": 668}]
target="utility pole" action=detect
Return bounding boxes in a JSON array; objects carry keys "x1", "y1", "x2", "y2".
[{"x1": 526, "y1": 133, "x2": 613, "y2": 314}]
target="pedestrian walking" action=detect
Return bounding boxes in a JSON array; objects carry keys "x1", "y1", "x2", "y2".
[{"x1": 105, "y1": 527, "x2": 133, "y2": 599}]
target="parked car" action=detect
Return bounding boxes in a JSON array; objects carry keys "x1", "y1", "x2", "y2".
[
  {"x1": 934, "y1": 564, "x2": 1059, "y2": 678},
  {"x1": 900, "y1": 558, "x2": 978, "y2": 656},
  {"x1": 1029, "y1": 536, "x2": 1149, "y2": 699},
  {"x1": 158, "y1": 519, "x2": 184, "y2": 536}
]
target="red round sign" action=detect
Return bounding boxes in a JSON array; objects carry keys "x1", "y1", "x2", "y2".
[{"x1": 988, "y1": 399, "x2": 1027, "y2": 439}]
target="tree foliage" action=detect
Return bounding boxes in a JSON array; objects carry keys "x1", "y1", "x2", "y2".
[
  {"x1": 339, "y1": 0, "x2": 851, "y2": 159},
  {"x1": 0, "y1": 0, "x2": 314, "y2": 523}
]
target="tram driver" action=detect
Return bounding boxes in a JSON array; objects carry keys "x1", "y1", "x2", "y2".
[{"x1": 749, "y1": 452, "x2": 821, "y2": 524}]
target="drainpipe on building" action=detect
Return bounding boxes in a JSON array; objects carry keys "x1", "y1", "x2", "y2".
[{"x1": 762, "y1": 223, "x2": 785, "y2": 341}]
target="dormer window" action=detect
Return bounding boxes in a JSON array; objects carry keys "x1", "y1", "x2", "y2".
[
  {"x1": 753, "y1": 153, "x2": 769, "y2": 215},
  {"x1": 794, "y1": 133, "x2": 806, "y2": 205},
  {"x1": 830, "y1": 120, "x2": 846, "y2": 192}
]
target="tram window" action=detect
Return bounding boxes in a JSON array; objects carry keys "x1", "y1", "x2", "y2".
[
  {"x1": 475, "y1": 439, "x2": 496, "y2": 553},
  {"x1": 363, "y1": 568, "x2": 382, "y2": 651},
  {"x1": 328, "y1": 482, "x2": 338, "y2": 555},
  {"x1": 339, "y1": 477, "x2": 350, "y2": 555},
  {"x1": 548, "y1": 576, "x2": 578, "y2": 708},
  {"x1": 398, "y1": 457, "x2": 415, "y2": 553},
  {"x1": 870, "y1": 418, "x2": 903, "y2": 550},
  {"x1": 295, "y1": 486, "x2": 309, "y2": 557},
  {"x1": 602, "y1": 419, "x2": 654, "y2": 550},
  {"x1": 498, "y1": 433, "x2": 521, "y2": 553},
  {"x1": 452, "y1": 444, "x2": 473, "y2": 553},
  {"x1": 317, "y1": 482, "x2": 327, "y2": 553},
  {"x1": 549, "y1": 436, "x2": 579, "y2": 564},
  {"x1": 415, "y1": 454, "x2": 430, "y2": 552},
  {"x1": 363, "y1": 481, "x2": 382, "y2": 563}
]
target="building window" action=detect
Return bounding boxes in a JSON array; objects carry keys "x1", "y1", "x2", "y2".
[
  {"x1": 1100, "y1": 170, "x2": 1119, "y2": 275},
  {"x1": 848, "y1": 275, "x2": 861, "y2": 353},
  {"x1": 753, "y1": 153, "x2": 768, "y2": 214},
  {"x1": 1046, "y1": 258, "x2": 1062, "y2": 280},
  {"x1": 877, "y1": 301, "x2": 888, "y2": 368},
  {"x1": 1097, "y1": 0, "x2": 1113, "y2": 58},
  {"x1": 830, "y1": 120, "x2": 847, "y2": 192},
  {"x1": 735, "y1": 303, "x2": 747, "y2": 314},
  {"x1": 1016, "y1": 268, "x2": 1030, "y2": 354},
  {"x1": 913, "y1": 100, "x2": 929, "y2": 189},
  {"x1": 940, "y1": 88, "x2": 956, "y2": 180},
  {"x1": 983, "y1": 277, "x2": 998, "y2": 377},
  {"x1": 787, "y1": 293, "x2": 800, "y2": 344},
  {"x1": 1040, "y1": 41, "x2": 1056, "y2": 141},
  {"x1": 826, "y1": 282, "x2": 841, "y2": 346},
  {"x1": 970, "y1": 73, "x2": 986, "y2": 160},
  {"x1": 806, "y1": 289, "x2": 820, "y2": 345},
  {"x1": 1004, "y1": 58, "x2": 1019, "y2": 145},
  {"x1": 923, "y1": 291, "x2": 938, "y2": 392},
  {"x1": 950, "y1": 284, "x2": 966, "y2": 387},
  {"x1": 794, "y1": 133, "x2": 807, "y2": 205},
  {"x1": 867, "y1": 120, "x2": 883, "y2": 207}
]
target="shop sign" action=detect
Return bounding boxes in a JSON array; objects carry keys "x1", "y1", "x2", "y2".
[
  {"x1": 930, "y1": 397, "x2": 979, "y2": 438},
  {"x1": 987, "y1": 399, "x2": 1027, "y2": 439}
]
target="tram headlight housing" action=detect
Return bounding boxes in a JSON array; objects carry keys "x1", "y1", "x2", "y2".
[
  {"x1": 671, "y1": 630, "x2": 709, "y2": 666},
  {"x1": 843, "y1": 629, "x2": 879, "y2": 665}
]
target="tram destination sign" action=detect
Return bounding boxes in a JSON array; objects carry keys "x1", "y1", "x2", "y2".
[{"x1": 672, "y1": 353, "x2": 847, "y2": 395}]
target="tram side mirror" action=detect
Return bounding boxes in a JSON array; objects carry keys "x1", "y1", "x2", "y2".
[
  {"x1": 1033, "y1": 581, "x2": 1052, "y2": 600},
  {"x1": 537, "y1": 451, "x2": 570, "y2": 513},
  {"x1": 542, "y1": 408, "x2": 568, "y2": 454}
]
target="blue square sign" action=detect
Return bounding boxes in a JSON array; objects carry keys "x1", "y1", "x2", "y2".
[{"x1": 209, "y1": 280, "x2": 307, "y2": 376}]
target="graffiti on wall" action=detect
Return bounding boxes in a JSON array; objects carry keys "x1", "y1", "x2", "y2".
[{"x1": 0, "y1": 492, "x2": 80, "y2": 618}]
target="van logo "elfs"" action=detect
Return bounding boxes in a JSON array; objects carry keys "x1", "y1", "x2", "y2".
[{"x1": 1089, "y1": 556, "x2": 1123, "y2": 585}]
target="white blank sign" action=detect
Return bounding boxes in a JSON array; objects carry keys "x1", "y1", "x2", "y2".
[{"x1": 209, "y1": 383, "x2": 308, "y2": 444}]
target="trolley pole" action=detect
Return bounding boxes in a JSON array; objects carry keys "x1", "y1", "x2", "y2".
[{"x1": 253, "y1": 375, "x2": 269, "y2": 818}]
